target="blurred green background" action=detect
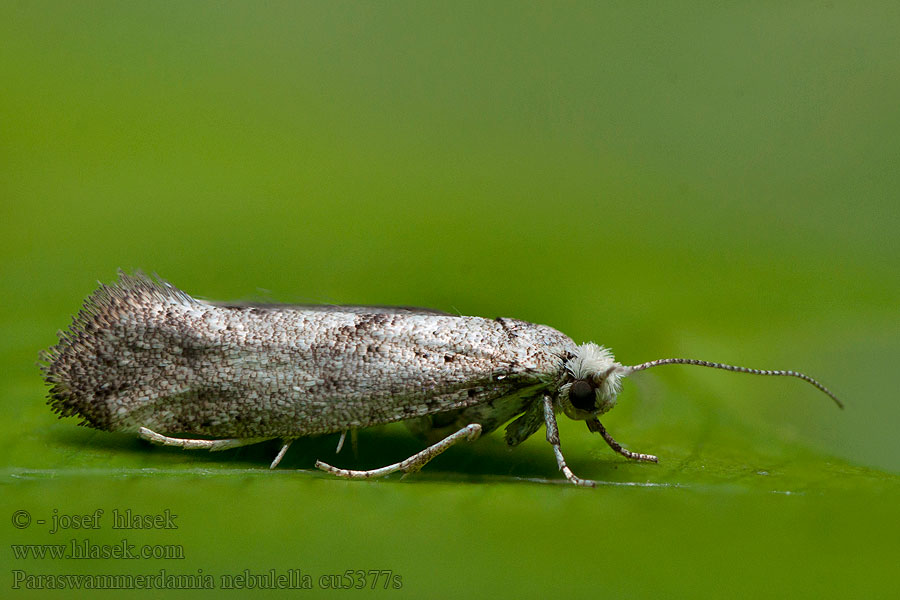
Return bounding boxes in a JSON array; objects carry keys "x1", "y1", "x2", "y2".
[{"x1": 2, "y1": 2, "x2": 898, "y2": 598}]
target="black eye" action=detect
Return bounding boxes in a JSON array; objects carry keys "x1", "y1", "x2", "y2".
[{"x1": 569, "y1": 379, "x2": 596, "y2": 411}]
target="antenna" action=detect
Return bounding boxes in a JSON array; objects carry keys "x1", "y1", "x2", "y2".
[{"x1": 621, "y1": 358, "x2": 843, "y2": 409}]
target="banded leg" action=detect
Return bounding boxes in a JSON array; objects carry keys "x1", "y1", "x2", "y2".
[
  {"x1": 586, "y1": 418, "x2": 658, "y2": 463},
  {"x1": 542, "y1": 396, "x2": 597, "y2": 487},
  {"x1": 316, "y1": 423, "x2": 482, "y2": 480},
  {"x1": 138, "y1": 427, "x2": 273, "y2": 451}
]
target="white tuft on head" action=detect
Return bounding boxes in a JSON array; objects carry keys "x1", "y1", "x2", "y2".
[
  {"x1": 566, "y1": 343, "x2": 617, "y2": 379},
  {"x1": 562, "y1": 343, "x2": 626, "y2": 414}
]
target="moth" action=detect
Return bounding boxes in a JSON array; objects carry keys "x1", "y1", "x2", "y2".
[{"x1": 41, "y1": 272, "x2": 842, "y2": 486}]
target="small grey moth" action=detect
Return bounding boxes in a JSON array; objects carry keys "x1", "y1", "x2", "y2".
[{"x1": 41, "y1": 271, "x2": 842, "y2": 486}]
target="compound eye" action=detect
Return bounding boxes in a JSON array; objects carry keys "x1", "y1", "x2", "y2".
[{"x1": 568, "y1": 379, "x2": 596, "y2": 411}]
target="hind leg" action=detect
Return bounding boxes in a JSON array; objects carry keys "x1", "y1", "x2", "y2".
[
  {"x1": 139, "y1": 427, "x2": 297, "y2": 469},
  {"x1": 138, "y1": 427, "x2": 274, "y2": 451}
]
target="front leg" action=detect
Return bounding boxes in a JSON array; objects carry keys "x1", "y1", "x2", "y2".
[
  {"x1": 541, "y1": 396, "x2": 597, "y2": 487},
  {"x1": 586, "y1": 418, "x2": 658, "y2": 463}
]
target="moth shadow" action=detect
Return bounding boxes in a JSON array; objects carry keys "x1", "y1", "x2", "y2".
[{"x1": 50, "y1": 425, "x2": 630, "y2": 484}]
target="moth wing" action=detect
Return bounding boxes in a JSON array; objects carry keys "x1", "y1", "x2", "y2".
[{"x1": 210, "y1": 302, "x2": 457, "y2": 316}]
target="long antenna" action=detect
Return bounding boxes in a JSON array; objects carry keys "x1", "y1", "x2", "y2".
[{"x1": 621, "y1": 358, "x2": 843, "y2": 409}]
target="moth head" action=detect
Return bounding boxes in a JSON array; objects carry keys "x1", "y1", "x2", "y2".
[{"x1": 558, "y1": 343, "x2": 625, "y2": 420}]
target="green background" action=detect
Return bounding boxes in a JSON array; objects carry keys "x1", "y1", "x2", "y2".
[{"x1": 2, "y1": 2, "x2": 898, "y2": 598}]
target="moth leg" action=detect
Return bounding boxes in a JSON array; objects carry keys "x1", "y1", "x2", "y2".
[
  {"x1": 269, "y1": 438, "x2": 296, "y2": 469},
  {"x1": 138, "y1": 427, "x2": 273, "y2": 452},
  {"x1": 586, "y1": 418, "x2": 658, "y2": 463},
  {"x1": 335, "y1": 430, "x2": 348, "y2": 453},
  {"x1": 542, "y1": 396, "x2": 597, "y2": 487},
  {"x1": 315, "y1": 423, "x2": 482, "y2": 480},
  {"x1": 334, "y1": 428, "x2": 359, "y2": 456}
]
